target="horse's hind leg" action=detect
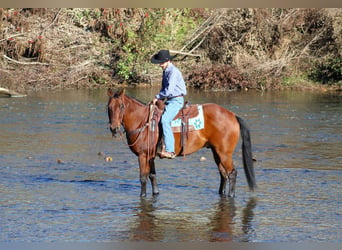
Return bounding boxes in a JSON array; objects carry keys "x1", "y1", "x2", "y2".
[
  {"x1": 223, "y1": 156, "x2": 237, "y2": 197},
  {"x1": 228, "y1": 168, "x2": 237, "y2": 198},
  {"x1": 212, "y1": 149, "x2": 236, "y2": 197},
  {"x1": 212, "y1": 150, "x2": 228, "y2": 195},
  {"x1": 218, "y1": 166, "x2": 228, "y2": 195}
]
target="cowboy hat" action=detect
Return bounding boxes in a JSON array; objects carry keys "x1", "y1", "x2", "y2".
[{"x1": 151, "y1": 50, "x2": 174, "y2": 64}]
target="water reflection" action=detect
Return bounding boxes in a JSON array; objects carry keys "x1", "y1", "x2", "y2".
[
  {"x1": 129, "y1": 197, "x2": 159, "y2": 241},
  {"x1": 241, "y1": 197, "x2": 257, "y2": 241},
  {"x1": 129, "y1": 197, "x2": 257, "y2": 242},
  {"x1": 209, "y1": 197, "x2": 257, "y2": 242},
  {"x1": 208, "y1": 197, "x2": 236, "y2": 242}
]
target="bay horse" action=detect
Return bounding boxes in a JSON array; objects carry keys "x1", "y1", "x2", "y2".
[{"x1": 107, "y1": 88, "x2": 256, "y2": 197}]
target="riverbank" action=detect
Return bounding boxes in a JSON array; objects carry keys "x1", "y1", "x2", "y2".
[
  {"x1": 1, "y1": 77, "x2": 341, "y2": 97},
  {"x1": 1, "y1": 9, "x2": 341, "y2": 93}
]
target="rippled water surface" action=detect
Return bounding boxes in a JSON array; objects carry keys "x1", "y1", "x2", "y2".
[{"x1": 0, "y1": 88, "x2": 341, "y2": 242}]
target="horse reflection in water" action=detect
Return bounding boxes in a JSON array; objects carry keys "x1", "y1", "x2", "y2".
[
  {"x1": 107, "y1": 89, "x2": 256, "y2": 197},
  {"x1": 209, "y1": 197, "x2": 257, "y2": 242},
  {"x1": 129, "y1": 197, "x2": 257, "y2": 242}
]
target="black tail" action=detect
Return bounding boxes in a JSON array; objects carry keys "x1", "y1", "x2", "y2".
[{"x1": 236, "y1": 116, "x2": 256, "y2": 191}]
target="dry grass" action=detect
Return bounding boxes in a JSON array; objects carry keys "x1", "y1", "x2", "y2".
[
  {"x1": 200, "y1": 8, "x2": 341, "y2": 89},
  {"x1": 0, "y1": 8, "x2": 113, "y2": 92}
]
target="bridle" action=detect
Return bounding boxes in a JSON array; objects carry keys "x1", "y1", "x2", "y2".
[
  {"x1": 108, "y1": 96, "x2": 125, "y2": 139},
  {"x1": 108, "y1": 96, "x2": 156, "y2": 151}
]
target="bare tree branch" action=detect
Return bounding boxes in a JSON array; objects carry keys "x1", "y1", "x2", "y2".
[
  {"x1": 3, "y1": 55, "x2": 50, "y2": 66},
  {"x1": 169, "y1": 50, "x2": 201, "y2": 58}
]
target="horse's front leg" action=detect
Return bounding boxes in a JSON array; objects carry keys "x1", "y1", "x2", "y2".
[
  {"x1": 149, "y1": 157, "x2": 159, "y2": 195},
  {"x1": 138, "y1": 154, "x2": 149, "y2": 197},
  {"x1": 138, "y1": 154, "x2": 159, "y2": 197}
]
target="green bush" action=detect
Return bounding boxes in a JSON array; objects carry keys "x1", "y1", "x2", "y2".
[
  {"x1": 309, "y1": 56, "x2": 342, "y2": 84},
  {"x1": 112, "y1": 8, "x2": 206, "y2": 83}
]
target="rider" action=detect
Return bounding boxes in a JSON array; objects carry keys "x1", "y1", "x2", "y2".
[{"x1": 151, "y1": 50, "x2": 187, "y2": 159}]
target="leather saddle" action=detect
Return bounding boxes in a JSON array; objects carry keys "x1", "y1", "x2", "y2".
[
  {"x1": 155, "y1": 100, "x2": 199, "y2": 124},
  {"x1": 153, "y1": 100, "x2": 201, "y2": 156}
]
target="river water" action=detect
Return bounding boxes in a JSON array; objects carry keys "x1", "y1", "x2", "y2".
[{"x1": 0, "y1": 87, "x2": 341, "y2": 242}]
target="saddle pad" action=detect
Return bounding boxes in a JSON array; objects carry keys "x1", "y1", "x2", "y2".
[{"x1": 171, "y1": 105, "x2": 204, "y2": 132}]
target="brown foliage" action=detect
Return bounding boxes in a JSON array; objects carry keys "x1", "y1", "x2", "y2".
[
  {"x1": 199, "y1": 8, "x2": 341, "y2": 89},
  {"x1": 187, "y1": 65, "x2": 250, "y2": 90},
  {"x1": 87, "y1": 8, "x2": 142, "y2": 44}
]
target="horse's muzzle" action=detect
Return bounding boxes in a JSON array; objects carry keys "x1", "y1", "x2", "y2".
[{"x1": 109, "y1": 124, "x2": 119, "y2": 137}]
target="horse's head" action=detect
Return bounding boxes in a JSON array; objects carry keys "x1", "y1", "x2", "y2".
[{"x1": 107, "y1": 88, "x2": 125, "y2": 137}]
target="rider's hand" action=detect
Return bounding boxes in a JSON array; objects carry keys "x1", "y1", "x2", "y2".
[{"x1": 152, "y1": 98, "x2": 158, "y2": 105}]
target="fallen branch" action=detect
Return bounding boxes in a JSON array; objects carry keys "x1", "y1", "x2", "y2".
[
  {"x1": 180, "y1": 25, "x2": 211, "y2": 52},
  {"x1": 0, "y1": 87, "x2": 26, "y2": 97},
  {"x1": 169, "y1": 50, "x2": 201, "y2": 58},
  {"x1": 181, "y1": 11, "x2": 223, "y2": 52},
  {"x1": 3, "y1": 54, "x2": 50, "y2": 66}
]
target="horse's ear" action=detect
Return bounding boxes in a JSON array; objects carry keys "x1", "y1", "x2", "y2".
[
  {"x1": 107, "y1": 88, "x2": 114, "y2": 97},
  {"x1": 118, "y1": 88, "x2": 125, "y2": 97}
]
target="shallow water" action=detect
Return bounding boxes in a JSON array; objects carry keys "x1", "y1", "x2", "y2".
[{"x1": 0, "y1": 88, "x2": 341, "y2": 242}]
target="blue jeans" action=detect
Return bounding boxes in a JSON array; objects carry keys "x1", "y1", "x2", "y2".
[{"x1": 161, "y1": 97, "x2": 184, "y2": 153}]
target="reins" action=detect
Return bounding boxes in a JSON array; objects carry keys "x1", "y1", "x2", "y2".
[
  {"x1": 123, "y1": 122, "x2": 149, "y2": 147},
  {"x1": 118, "y1": 102, "x2": 157, "y2": 158}
]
